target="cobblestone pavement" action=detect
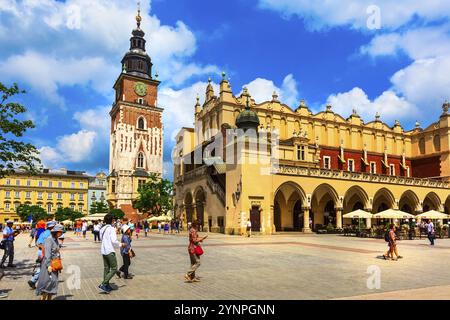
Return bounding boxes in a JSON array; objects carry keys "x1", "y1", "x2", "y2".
[{"x1": 2, "y1": 231, "x2": 450, "y2": 300}]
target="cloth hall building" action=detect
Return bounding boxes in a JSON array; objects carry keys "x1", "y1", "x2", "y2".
[{"x1": 173, "y1": 75, "x2": 450, "y2": 235}]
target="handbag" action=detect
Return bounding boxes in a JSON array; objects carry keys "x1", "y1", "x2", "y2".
[
  {"x1": 51, "y1": 257, "x2": 63, "y2": 272},
  {"x1": 0, "y1": 240, "x2": 5, "y2": 250},
  {"x1": 129, "y1": 249, "x2": 136, "y2": 258},
  {"x1": 194, "y1": 245, "x2": 204, "y2": 256}
]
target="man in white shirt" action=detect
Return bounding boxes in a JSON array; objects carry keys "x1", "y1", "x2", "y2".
[
  {"x1": 98, "y1": 214, "x2": 123, "y2": 294},
  {"x1": 426, "y1": 219, "x2": 435, "y2": 246},
  {"x1": 246, "y1": 219, "x2": 252, "y2": 237}
]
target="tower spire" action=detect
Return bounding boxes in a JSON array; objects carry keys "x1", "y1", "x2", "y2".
[{"x1": 136, "y1": 1, "x2": 142, "y2": 29}]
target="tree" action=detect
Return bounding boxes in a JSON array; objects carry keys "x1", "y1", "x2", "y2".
[
  {"x1": 16, "y1": 204, "x2": 47, "y2": 222},
  {"x1": 133, "y1": 173, "x2": 173, "y2": 217},
  {"x1": 0, "y1": 82, "x2": 40, "y2": 177},
  {"x1": 55, "y1": 207, "x2": 84, "y2": 222},
  {"x1": 109, "y1": 208, "x2": 125, "y2": 220},
  {"x1": 90, "y1": 201, "x2": 109, "y2": 215}
]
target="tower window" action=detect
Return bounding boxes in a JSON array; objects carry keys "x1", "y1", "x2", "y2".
[
  {"x1": 137, "y1": 98, "x2": 144, "y2": 105},
  {"x1": 138, "y1": 61, "x2": 143, "y2": 70},
  {"x1": 111, "y1": 180, "x2": 116, "y2": 193},
  {"x1": 138, "y1": 117, "x2": 145, "y2": 129},
  {"x1": 137, "y1": 152, "x2": 144, "y2": 168}
]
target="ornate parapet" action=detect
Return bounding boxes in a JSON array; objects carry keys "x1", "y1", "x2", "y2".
[{"x1": 274, "y1": 165, "x2": 450, "y2": 189}]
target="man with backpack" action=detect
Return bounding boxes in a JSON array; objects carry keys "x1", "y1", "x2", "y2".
[{"x1": 383, "y1": 224, "x2": 402, "y2": 261}]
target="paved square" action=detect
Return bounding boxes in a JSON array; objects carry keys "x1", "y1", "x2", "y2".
[{"x1": 2, "y1": 231, "x2": 450, "y2": 300}]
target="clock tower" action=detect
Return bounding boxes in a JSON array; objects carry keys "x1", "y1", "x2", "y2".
[{"x1": 107, "y1": 7, "x2": 163, "y2": 219}]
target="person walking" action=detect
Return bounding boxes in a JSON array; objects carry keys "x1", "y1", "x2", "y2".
[
  {"x1": 427, "y1": 219, "x2": 435, "y2": 245},
  {"x1": 383, "y1": 224, "x2": 402, "y2": 261},
  {"x1": 143, "y1": 220, "x2": 149, "y2": 237},
  {"x1": 99, "y1": 214, "x2": 123, "y2": 294},
  {"x1": 117, "y1": 225, "x2": 134, "y2": 279},
  {"x1": 157, "y1": 222, "x2": 161, "y2": 234},
  {"x1": 246, "y1": 219, "x2": 252, "y2": 237},
  {"x1": 93, "y1": 221, "x2": 101, "y2": 243},
  {"x1": 35, "y1": 219, "x2": 46, "y2": 241},
  {"x1": 135, "y1": 222, "x2": 141, "y2": 239},
  {"x1": 164, "y1": 222, "x2": 169, "y2": 234},
  {"x1": 82, "y1": 221, "x2": 88, "y2": 239},
  {"x1": 1, "y1": 221, "x2": 19, "y2": 268},
  {"x1": 185, "y1": 221, "x2": 208, "y2": 283},
  {"x1": 28, "y1": 221, "x2": 37, "y2": 248},
  {"x1": 35, "y1": 224, "x2": 64, "y2": 300}
]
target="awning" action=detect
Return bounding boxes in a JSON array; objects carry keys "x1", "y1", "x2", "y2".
[
  {"x1": 372, "y1": 209, "x2": 414, "y2": 219},
  {"x1": 416, "y1": 210, "x2": 449, "y2": 220},
  {"x1": 343, "y1": 209, "x2": 373, "y2": 219}
]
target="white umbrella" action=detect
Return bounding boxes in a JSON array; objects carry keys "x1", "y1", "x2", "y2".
[
  {"x1": 416, "y1": 210, "x2": 449, "y2": 220},
  {"x1": 373, "y1": 209, "x2": 414, "y2": 219},
  {"x1": 343, "y1": 209, "x2": 373, "y2": 219}
]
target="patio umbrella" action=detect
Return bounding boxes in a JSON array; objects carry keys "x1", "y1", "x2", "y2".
[
  {"x1": 372, "y1": 209, "x2": 414, "y2": 220},
  {"x1": 343, "y1": 209, "x2": 372, "y2": 231},
  {"x1": 62, "y1": 220, "x2": 73, "y2": 225},
  {"x1": 416, "y1": 210, "x2": 449, "y2": 220}
]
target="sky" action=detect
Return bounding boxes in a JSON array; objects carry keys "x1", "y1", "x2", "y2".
[{"x1": 1, "y1": 0, "x2": 449, "y2": 180}]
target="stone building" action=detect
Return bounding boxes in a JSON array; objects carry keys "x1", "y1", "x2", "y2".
[
  {"x1": 173, "y1": 74, "x2": 450, "y2": 234},
  {"x1": 88, "y1": 172, "x2": 107, "y2": 214},
  {"x1": 107, "y1": 8, "x2": 163, "y2": 219}
]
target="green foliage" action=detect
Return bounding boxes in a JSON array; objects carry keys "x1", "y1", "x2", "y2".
[
  {"x1": 54, "y1": 207, "x2": 84, "y2": 222},
  {"x1": 109, "y1": 208, "x2": 125, "y2": 220},
  {"x1": 16, "y1": 204, "x2": 47, "y2": 222},
  {"x1": 133, "y1": 173, "x2": 173, "y2": 216},
  {"x1": 90, "y1": 201, "x2": 109, "y2": 214},
  {"x1": 0, "y1": 82, "x2": 41, "y2": 177}
]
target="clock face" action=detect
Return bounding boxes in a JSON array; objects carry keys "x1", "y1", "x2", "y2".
[{"x1": 134, "y1": 82, "x2": 147, "y2": 97}]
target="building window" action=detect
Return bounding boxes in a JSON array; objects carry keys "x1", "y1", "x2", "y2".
[
  {"x1": 16, "y1": 180, "x2": 20, "y2": 186},
  {"x1": 58, "y1": 182, "x2": 62, "y2": 188},
  {"x1": 80, "y1": 182, "x2": 84, "y2": 188},
  {"x1": 25, "y1": 191, "x2": 31, "y2": 199},
  {"x1": 137, "y1": 152, "x2": 144, "y2": 168},
  {"x1": 15, "y1": 191, "x2": 20, "y2": 198},
  {"x1": 71, "y1": 182, "x2": 75, "y2": 188},
  {"x1": 138, "y1": 179, "x2": 146, "y2": 190},
  {"x1": 47, "y1": 203, "x2": 52, "y2": 213},
  {"x1": 111, "y1": 180, "x2": 116, "y2": 193},
  {"x1": 79, "y1": 193, "x2": 83, "y2": 201},
  {"x1": 389, "y1": 164, "x2": 396, "y2": 176},
  {"x1": 57, "y1": 203, "x2": 62, "y2": 209},
  {"x1": 5, "y1": 203, "x2": 10, "y2": 211},
  {"x1": 37, "y1": 192, "x2": 42, "y2": 199},
  {"x1": 5, "y1": 191, "x2": 10, "y2": 198},
  {"x1": 297, "y1": 145, "x2": 305, "y2": 161},
  {"x1": 37, "y1": 203, "x2": 42, "y2": 208},
  {"x1": 6, "y1": 179, "x2": 10, "y2": 185},
  {"x1": 70, "y1": 193, "x2": 75, "y2": 200},
  {"x1": 38, "y1": 181, "x2": 43, "y2": 187},
  {"x1": 27, "y1": 180, "x2": 31, "y2": 186},
  {"x1": 347, "y1": 159, "x2": 355, "y2": 172},
  {"x1": 14, "y1": 202, "x2": 20, "y2": 210},
  {"x1": 70, "y1": 204, "x2": 75, "y2": 210},
  {"x1": 370, "y1": 162, "x2": 377, "y2": 174},
  {"x1": 78, "y1": 205, "x2": 83, "y2": 212},
  {"x1": 137, "y1": 98, "x2": 144, "y2": 105},
  {"x1": 323, "y1": 156, "x2": 331, "y2": 169},
  {"x1": 138, "y1": 117, "x2": 145, "y2": 130},
  {"x1": 48, "y1": 193, "x2": 52, "y2": 200},
  {"x1": 57, "y1": 193, "x2": 62, "y2": 200},
  {"x1": 48, "y1": 181, "x2": 52, "y2": 188}
]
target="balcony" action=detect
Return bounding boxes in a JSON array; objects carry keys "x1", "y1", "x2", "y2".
[{"x1": 273, "y1": 165, "x2": 450, "y2": 189}]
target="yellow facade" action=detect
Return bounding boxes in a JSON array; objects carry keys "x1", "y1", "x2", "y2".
[
  {"x1": 0, "y1": 169, "x2": 90, "y2": 223},
  {"x1": 173, "y1": 76, "x2": 450, "y2": 235}
]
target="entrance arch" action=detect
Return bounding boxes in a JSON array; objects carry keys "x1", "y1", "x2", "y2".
[
  {"x1": 194, "y1": 187, "x2": 206, "y2": 230},
  {"x1": 445, "y1": 196, "x2": 450, "y2": 215},
  {"x1": 372, "y1": 188, "x2": 395, "y2": 213},
  {"x1": 273, "y1": 182, "x2": 306, "y2": 232},
  {"x1": 311, "y1": 184, "x2": 339, "y2": 229},
  {"x1": 399, "y1": 190, "x2": 420, "y2": 214},
  {"x1": 423, "y1": 192, "x2": 441, "y2": 212},
  {"x1": 343, "y1": 186, "x2": 369, "y2": 227},
  {"x1": 184, "y1": 192, "x2": 194, "y2": 223}
]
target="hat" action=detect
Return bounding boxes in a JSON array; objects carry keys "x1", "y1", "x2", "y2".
[
  {"x1": 46, "y1": 221, "x2": 56, "y2": 228},
  {"x1": 51, "y1": 224, "x2": 64, "y2": 233},
  {"x1": 121, "y1": 225, "x2": 130, "y2": 233},
  {"x1": 6, "y1": 220, "x2": 13, "y2": 224}
]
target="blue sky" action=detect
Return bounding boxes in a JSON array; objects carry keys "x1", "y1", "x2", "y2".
[{"x1": 1, "y1": 0, "x2": 449, "y2": 180}]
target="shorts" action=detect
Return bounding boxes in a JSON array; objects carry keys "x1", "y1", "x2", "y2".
[{"x1": 82, "y1": 230, "x2": 87, "y2": 235}]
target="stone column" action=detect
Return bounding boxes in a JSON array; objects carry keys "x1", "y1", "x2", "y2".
[
  {"x1": 336, "y1": 208, "x2": 343, "y2": 229},
  {"x1": 302, "y1": 207, "x2": 312, "y2": 233}
]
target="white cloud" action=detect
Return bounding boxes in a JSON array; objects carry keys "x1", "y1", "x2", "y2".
[
  {"x1": 258, "y1": 0, "x2": 450, "y2": 31},
  {"x1": 0, "y1": 0, "x2": 219, "y2": 104},
  {"x1": 361, "y1": 25, "x2": 450, "y2": 60},
  {"x1": 325, "y1": 87, "x2": 418, "y2": 124},
  {"x1": 242, "y1": 74, "x2": 299, "y2": 107},
  {"x1": 56, "y1": 130, "x2": 97, "y2": 162}
]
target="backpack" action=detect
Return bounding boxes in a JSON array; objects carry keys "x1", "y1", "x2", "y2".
[{"x1": 384, "y1": 231, "x2": 390, "y2": 242}]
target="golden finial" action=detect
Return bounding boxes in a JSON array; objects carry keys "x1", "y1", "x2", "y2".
[{"x1": 136, "y1": 1, "x2": 142, "y2": 28}]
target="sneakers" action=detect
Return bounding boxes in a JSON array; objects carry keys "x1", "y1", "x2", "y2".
[
  {"x1": 0, "y1": 292, "x2": 8, "y2": 299},
  {"x1": 7, "y1": 264, "x2": 16, "y2": 268},
  {"x1": 115, "y1": 271, "x2": 122, "y2": 279},
  {"x1": 28, "y1": 280, "x2": 36, "y2": 289},
  {"x1": 184, "y1": 273, "x2": 193, "y2": 282},
  {"x1": 98, "y1": 284, "x2": 111, "y2": 294},
  {"x1": 105, "y1": 284, "x2": 117, "y2": 291}
]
